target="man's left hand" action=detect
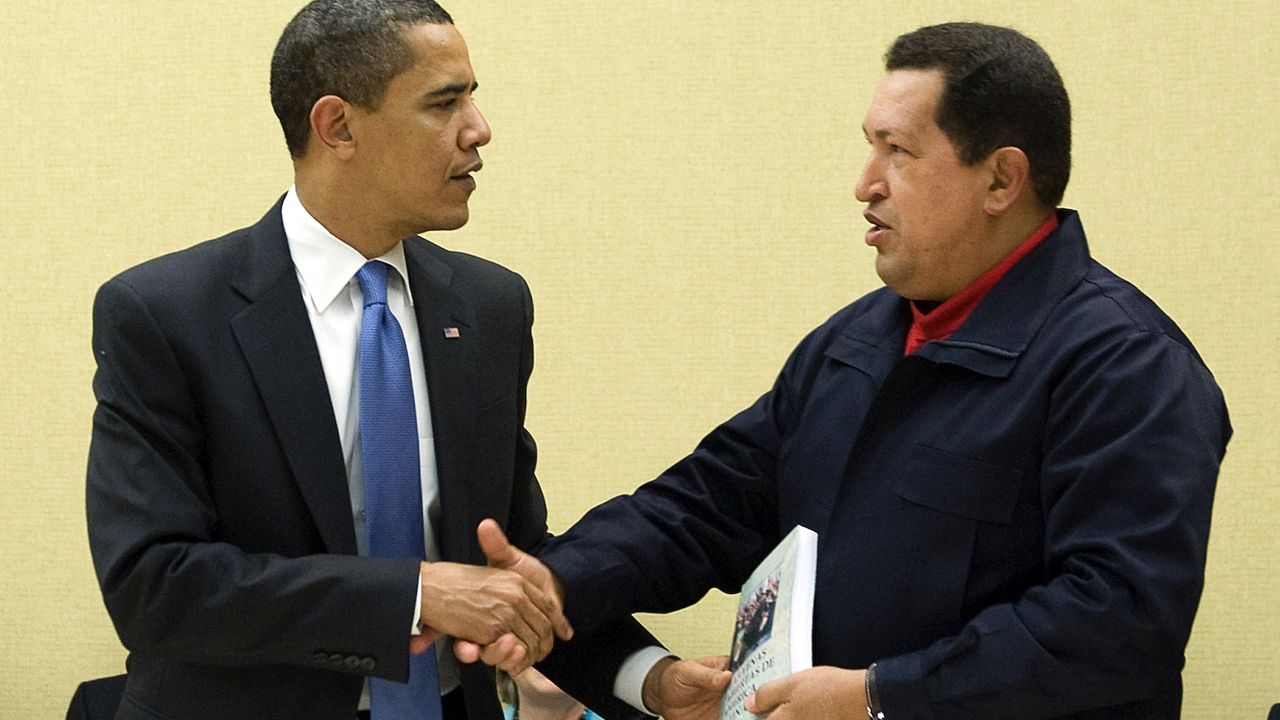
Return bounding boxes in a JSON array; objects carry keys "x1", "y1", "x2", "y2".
[{"x1": 642, "y1": 655, "x2": 732, "y2": 720}]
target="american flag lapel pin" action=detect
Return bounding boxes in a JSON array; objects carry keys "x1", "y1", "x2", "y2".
[{"x1": 443, "y1": 326, "x2": 461, "y2": 339}]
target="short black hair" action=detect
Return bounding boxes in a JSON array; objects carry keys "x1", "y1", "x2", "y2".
[
  {"x1": 886, "y1": 22, "x2": 1071, "y2": 208},
  {"x1": 270, "y1": 0, "x2": 454, "y2": 158}
]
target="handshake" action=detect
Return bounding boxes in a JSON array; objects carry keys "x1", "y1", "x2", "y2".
[
  {"x1": 412, "y1": 519, "x2": 731, "y2": 718},
  {"x1": 410, "y1": 519, "x2": 567, "y2": 672}
]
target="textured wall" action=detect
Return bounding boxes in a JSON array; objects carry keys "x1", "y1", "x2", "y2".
[{"x1": 2, "y1": 0, "x2": 1275, "y2": 716}]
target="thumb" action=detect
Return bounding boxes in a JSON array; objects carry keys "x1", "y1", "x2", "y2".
[
  {"x1": 476, "y1": 518, "x2": 573, "y2": 642},
  {"x1": 476, "y1": 518, "x2": 520, "y2": 569},
  {"x1": 681, "y1": 656, "x2": 733, "y2": 689},
  {"x1": 694, "y1": 654, "x2": 731, "y2": 673}
]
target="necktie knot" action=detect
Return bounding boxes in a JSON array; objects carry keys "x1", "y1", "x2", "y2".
[{"x1": 356, "y1": 261, "x2": 390, "y2": 307}]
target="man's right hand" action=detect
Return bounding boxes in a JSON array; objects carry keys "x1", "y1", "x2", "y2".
[
  {"x1": 415, "y1": 559, "x2": 565, "y2": 670},
  {"x1": 451, "y1": 519, "x2": 573, "y2": 674},
  {"x1": 643, "y1": 655, "x2": 732, "y2": 720}
]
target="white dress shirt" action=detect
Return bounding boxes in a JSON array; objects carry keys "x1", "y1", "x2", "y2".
[
  {"x1": 285, "y1": 187, "x2": 657, "y2": 715},
  {"x1": 282, "y1": 187, "x2": 459, "y2": 702}
]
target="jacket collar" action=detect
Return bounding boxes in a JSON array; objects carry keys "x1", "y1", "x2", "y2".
[{"x1": 913, "y1": 208, "x2": 1091, "y2": 377}]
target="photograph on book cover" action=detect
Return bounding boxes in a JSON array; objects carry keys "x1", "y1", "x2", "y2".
[{"x1": 729, "y1": 570, "x2": 780, "y2": 671}]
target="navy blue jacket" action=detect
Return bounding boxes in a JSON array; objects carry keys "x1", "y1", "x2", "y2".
[{"x1": 542, "y1": 210, "x2": 1230, "y2": 719}]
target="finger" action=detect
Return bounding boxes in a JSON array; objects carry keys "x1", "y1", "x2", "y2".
[
  {"x1": 544, "y1": 579, "x2": 573, "y2": 642},
  {"x1": 455, "y1": 634, "x2": 525, "y2": 670},
  {"x1": 478, "y1": 633, "x2": 520, "y2": 665},
  {"x1": 525, "y1": 571, "x2": 573, "y2": 642},
  {"x1": 477, "y1": 518, "x2": 519, "y2": 569},
  {"x1": 508, "y1": 560, "x2": 572, "y2": 643},
  {"x1": 487, "y1": 635, "x2": 531, "y2": 675},
  {"x1": 551, "y1": 610, "x2": 573, "y2": 642},
  {"x1": 454, "y1": 639, "x2": 481, "y2": 664},
  {"x1": 500, "y1": 583, "x2": 554, "y2": 663}
]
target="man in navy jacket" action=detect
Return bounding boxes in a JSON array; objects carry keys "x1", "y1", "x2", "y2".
[{"x1": 511, "y1": 22, "x2": 1231, "y2": 720}]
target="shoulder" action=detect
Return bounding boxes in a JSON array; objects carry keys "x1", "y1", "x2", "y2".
[
  {"x1": 1052, "y1": 259, "x2": 1207, "y2": 366},
  {"x1": 414, "y1": 238, "x2": 524, "y2": 283},
  {"x1": 103, "y1": 227, "x2": 252, "y2": 303},
  {"x1": 91, "y1": 211, "x2": 277, "y2": 344},
  {"x1": 99, "y1": 200, "x2": 287, "y2": 307},
  {"x1": 408, "y1": 237, "x2": 531, "y2": 308}
]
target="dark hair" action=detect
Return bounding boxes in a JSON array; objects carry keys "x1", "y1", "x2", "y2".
[
  {"x1": 270, "y1": 0, "x2": 454, "y2": 158},
  {"x1": 886, "y1": 22, "x2": 1071, "y2": 208}
]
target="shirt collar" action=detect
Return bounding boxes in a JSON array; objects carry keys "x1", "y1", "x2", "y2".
[{"x1": 282, "y1": 186, "x2": 415, "y2": 314}]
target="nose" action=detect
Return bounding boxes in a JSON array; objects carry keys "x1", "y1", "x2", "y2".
[
  {"x1": 461, "y1": 100, "x2": 491, "y2": 149},
  {"x1": 855, "y1": 152, "x2": 886, "y2": 204}
]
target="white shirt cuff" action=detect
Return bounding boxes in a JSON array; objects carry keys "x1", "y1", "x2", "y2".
[
  {"x1": 411, "y1": 578, "x2": 423, "y2": 635},
  {"x1": 613, "y1": 645, "x2": 675, "y2": 715}
]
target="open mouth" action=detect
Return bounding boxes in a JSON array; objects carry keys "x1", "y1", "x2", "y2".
[
  {"x1": 450, "y1": 168, "x2": 479, "y2": 190},
  {"x1": 863, "y1": 210, "x2": 891, "y2": 245},
  {"x1": 864, "y1": 210, "x2": 890, "y2": 230},
  {"x1": 451, "y1": 161, "x2": 483, "y2": 181}
]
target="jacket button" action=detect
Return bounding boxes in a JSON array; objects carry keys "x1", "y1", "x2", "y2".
[
  {"x1": 313, "y1": 652, "x2": 328, "y2": 665},
  {"x1": 360, "y1": 657, "x2": 377, "y2": 672},
  {"x1": 344, "y1": 655, "x2": 361, "y2": 670},
  {"x1": 329, "y1": 654, "x2": 345, "y2": 666}
]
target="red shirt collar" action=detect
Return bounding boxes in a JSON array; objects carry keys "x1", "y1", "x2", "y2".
[{"x1": 904, "y1": 213, "x2": 1059, "y2": 355}]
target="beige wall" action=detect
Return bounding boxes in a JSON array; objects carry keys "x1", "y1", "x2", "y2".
[{"x1": 3, "y1": 1, "x2": 1276, "y2": 715}]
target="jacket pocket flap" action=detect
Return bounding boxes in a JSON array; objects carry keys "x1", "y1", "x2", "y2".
[{"x1": 892, "y1": 444, "x2": 1023, "y2": 524}]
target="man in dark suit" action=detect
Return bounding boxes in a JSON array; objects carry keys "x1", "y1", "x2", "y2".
[
  {"x1": 481, "y1": 22, "x2": 1231, "y2": 720},
  {"x1": 84, "y1": 2, "x2": 651, "y2": 719}
]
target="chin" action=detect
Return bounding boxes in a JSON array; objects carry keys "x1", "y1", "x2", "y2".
[{"x1": 420, "y1": 211, "x2": 470, "y2": 233}]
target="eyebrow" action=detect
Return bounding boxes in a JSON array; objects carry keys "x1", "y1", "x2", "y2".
[
  {"x1": 863, "y1": 127, "x2": 897, "y2": 141},
  {"x1": 426, "y1": 81, "x2": 479, "y2": 98}
]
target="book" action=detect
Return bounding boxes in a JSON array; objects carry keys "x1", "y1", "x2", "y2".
[{"x1": 720, "y1": 525, "x2": 818, "y2": 720}]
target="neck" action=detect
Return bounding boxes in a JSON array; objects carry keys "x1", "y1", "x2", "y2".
[
  {"x1": 995, "y1": 203, "x2": 1056, "y2": 255},
  {"x1": 293, "y1": 169, "x2": 404, "y2": 259},
  {"x1": 971, "y1": 204, "x2": 1054, "y2": 278}
]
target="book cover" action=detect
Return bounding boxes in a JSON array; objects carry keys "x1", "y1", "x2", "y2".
[{"x1": 719, "y1": 525, "x2": 818, "y2": 720}]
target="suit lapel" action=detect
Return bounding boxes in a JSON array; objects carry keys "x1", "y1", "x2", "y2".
[
  {"x1": 404, "y1": 238, "x2": 479, "y2": 563},
  {"x1": 229, "y1": 201, "x2": 358, "y2": 555}
]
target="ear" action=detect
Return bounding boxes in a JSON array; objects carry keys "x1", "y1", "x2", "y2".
[
  {"x1": 308, "y1": 95, "x2": 356, "y2": 160},
  {"x1": 982, "y1": 146, "x2": 1031, "y2": 216}
]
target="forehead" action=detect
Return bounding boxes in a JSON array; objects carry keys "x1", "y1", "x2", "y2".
[
  {"x1": 397, "y1": 21, "x2": 474, "y2": 83},
  {"x1": 862, "y1": 69, "x2": 945, "y2": 140}
]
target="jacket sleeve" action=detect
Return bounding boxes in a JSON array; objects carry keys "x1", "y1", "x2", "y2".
[
  {"x1": 86, "y1": 276, "x2": 422, "y2": 681},
  {"x1": 875, "y1": 330, "x2": 1231, "y2": 719},
  {"x1": 538, "y1": 330, "x2": 825, "y2": 635}
]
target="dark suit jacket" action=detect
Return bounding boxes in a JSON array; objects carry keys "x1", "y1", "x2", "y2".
[
  {"x1": 86, "y1": 199, "x2": 647, "y2": 720},
  {"x1": 542, "y1": 211, "x2": 1230, "y2": 719},
  {"x1": 66, "y1": 675, "x2": 127, "y2": 720}
]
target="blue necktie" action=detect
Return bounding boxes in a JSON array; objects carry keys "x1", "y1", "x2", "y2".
[{"x1": 356, "y1": 261, "x2": 443, "y2": 720}]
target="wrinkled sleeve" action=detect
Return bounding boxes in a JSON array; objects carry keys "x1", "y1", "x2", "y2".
[{"x1": 538, "y1": 333, "x2": 822, "y2": 635}]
